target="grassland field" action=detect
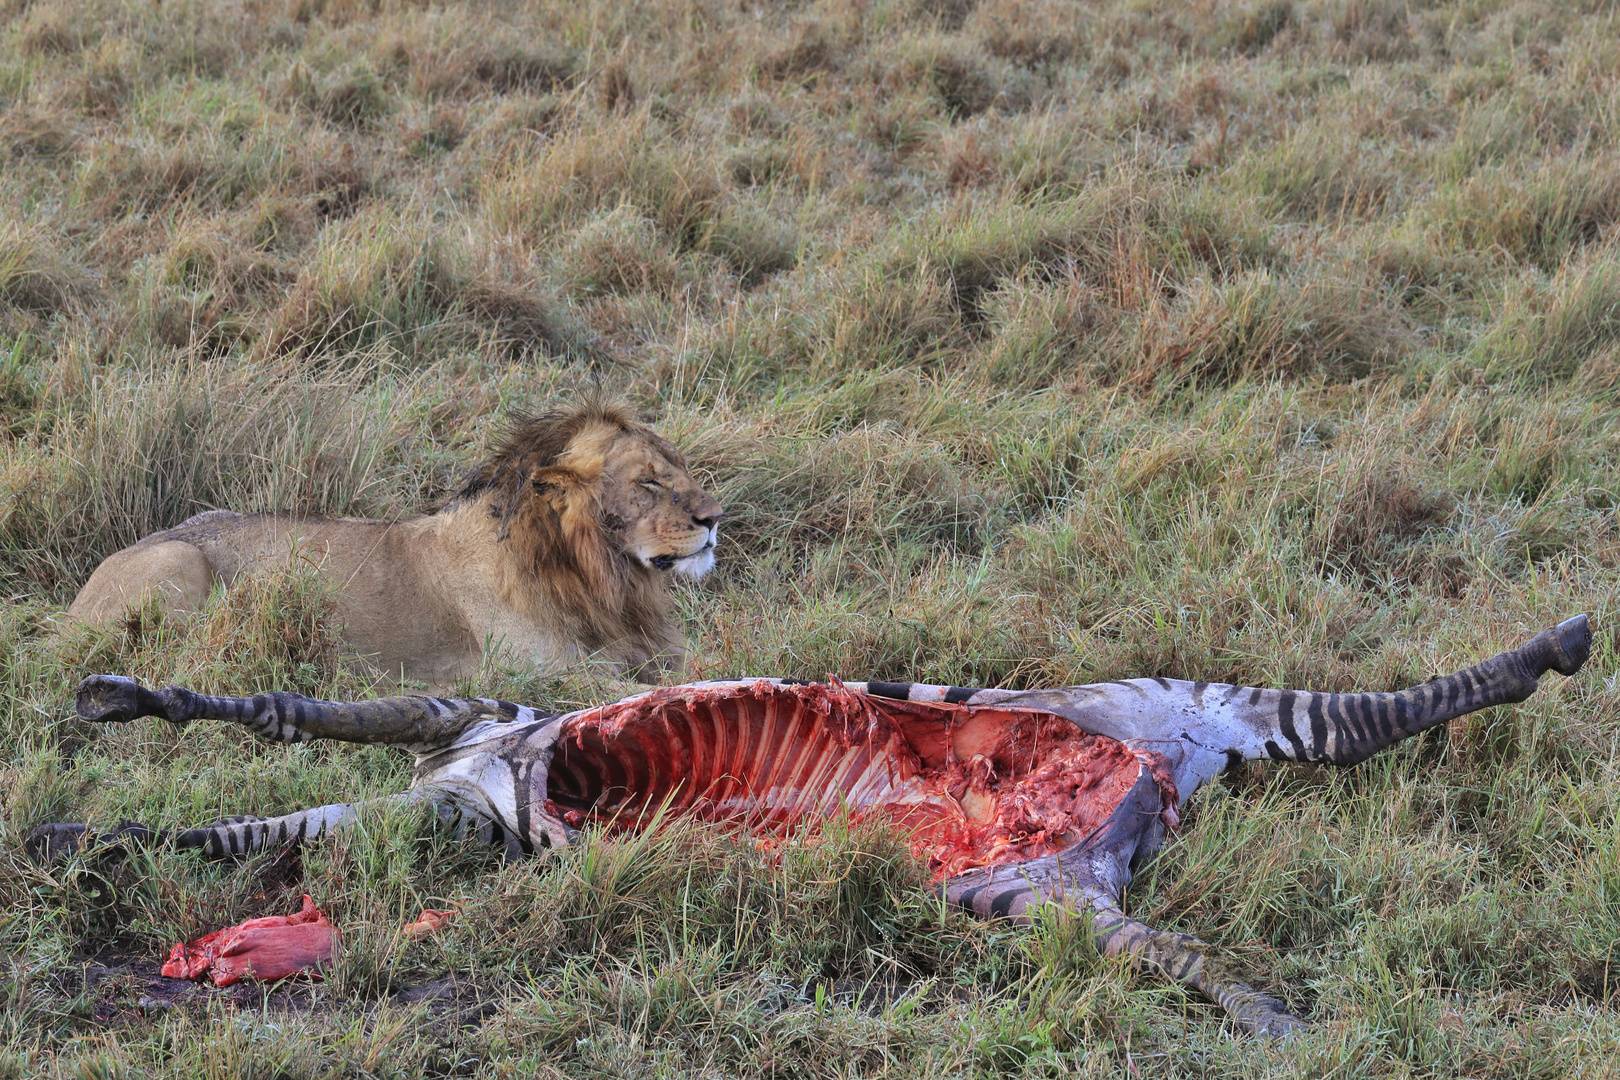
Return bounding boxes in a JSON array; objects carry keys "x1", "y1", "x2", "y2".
[{"x1": 3, "y1": 0, "x2": 1620, "y2": 1075}]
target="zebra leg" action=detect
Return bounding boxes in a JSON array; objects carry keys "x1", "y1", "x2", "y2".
[
  {"x1": 1091, "y1": 910, "x2": 1303, "y2": 1038},
  {"x1": 178, "y1": 796, "x2": 532, "y2": 860},
  {"x1": 1216, "y1": 613, "x2": 1592, "y2": 768},
  {"x1": 23, "y1": 821, "x2": 160, "y2": 862},
  {"x1": 943, "y1": 768, "x2": 1304, "y2": 1037},
  {"x1": 167, "y1": 794, "x2": 428, "y2": 858},
  {"x1": 947, "y1": 859, "x2": 1301, "y2": 1036},
  {"x1": 1070, "y1": 615, "x2": 1593, "y2": 1031},
  {"x1": 985, "y1": 615, "x2": 1592, "y2": 796},
  {"x1": 74, "y1": 674, "x2": 521, "y2": 752},
  {"x1": 26, "y1": 793, "x2": 429, "y2": 862}
]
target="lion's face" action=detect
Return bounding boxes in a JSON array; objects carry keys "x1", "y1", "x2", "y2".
[{"x1": 578, "y1": 427, "x2": 723, "y2": 580}]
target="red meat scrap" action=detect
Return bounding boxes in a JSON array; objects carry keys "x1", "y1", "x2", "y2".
[
  {"x1": 162, "y1": 894, "x2": 338, "y2": 986},
  {"x1": 403, "y1": 907, "x2": 458, "y2": 940}
]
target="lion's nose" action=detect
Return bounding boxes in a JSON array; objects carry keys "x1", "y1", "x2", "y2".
[{"x1": 693, "y1": 500, "x2": 722, "y2": 530}]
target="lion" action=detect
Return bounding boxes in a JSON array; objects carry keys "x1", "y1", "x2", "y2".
[{"x1": 64, "y1": 400, "x2": 722, "y2": 691}]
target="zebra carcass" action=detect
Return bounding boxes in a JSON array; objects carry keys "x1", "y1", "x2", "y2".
[{"x1": 28, "y1": 615, "x2": 1592, "y2": 1035}]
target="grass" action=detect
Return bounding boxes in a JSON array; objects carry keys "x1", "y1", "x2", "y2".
[{"x1": 2, "y1": 0, "x2": 1620, "y2": 1075}]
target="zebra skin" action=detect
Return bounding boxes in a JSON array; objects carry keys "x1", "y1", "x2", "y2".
[{"x1": 28, "y1": 614, "x2": 1592, "y2": 1036}]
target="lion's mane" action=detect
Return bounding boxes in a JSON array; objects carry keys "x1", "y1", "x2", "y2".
[{"x1": 449, "y1": 399, "x2": 682, "y2": 663}]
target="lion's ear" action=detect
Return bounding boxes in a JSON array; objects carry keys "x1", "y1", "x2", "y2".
[
  {"x1": 529, "y1": 465, "x2": 581, "y2": 493},
  {"x1": 527, "y1": 464, "x2": 615, "y2": 589},
  {"x1": 529, "y1": 465, "x2": 598, "y2": 524}
]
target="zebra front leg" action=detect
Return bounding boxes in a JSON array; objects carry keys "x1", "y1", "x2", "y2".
[
  {"x1": 26, "y1": 793, "x2": 428, "y2": 863},
  {"x1": 74, "y1": 674, "x2": 524, "y2": 752},
  {"x1": 168, "y1": 794, "x2": 433, "y2": 858}
]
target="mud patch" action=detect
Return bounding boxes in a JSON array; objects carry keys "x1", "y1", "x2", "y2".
[{"x1": 58, "y1": 944, "x2": 497, "y2": 1030}]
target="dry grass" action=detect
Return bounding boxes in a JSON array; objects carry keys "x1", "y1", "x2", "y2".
[{"x1": 4, "y1": 0, "x2": 1620, "y2": 1076}]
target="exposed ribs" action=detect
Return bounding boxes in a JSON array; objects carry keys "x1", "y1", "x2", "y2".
[{"x1": 547, "y1": 679, "x2": 1177, "y2": 879}]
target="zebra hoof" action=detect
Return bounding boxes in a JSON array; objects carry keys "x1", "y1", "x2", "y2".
[
  {"x1": 1522, "y1": 612, "x2": 1587, "y2": 680},
  {"x1": 75, "y1": 674, "x2": 155, "y2": 724},
  {"x1": 1249, "y1": 1005, "x2": 1308, "y2": 1040},
  {"x1": 1226, "y1": 986, "x2": 1308, "y2": 1039},
  {"x1": 24, "y1": 822, "x2": 91, "y2": 863},
  {"x1": 1548, "y1": 614, "x2": 1591, "y2": 677},
  {"x1": 24, "y1": 821, "x2": 161, "y2": 863}
]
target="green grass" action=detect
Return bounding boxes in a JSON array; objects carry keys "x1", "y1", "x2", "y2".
[{"x1": 4, "y1": 0, "x2": 1620, "y2": 1075}]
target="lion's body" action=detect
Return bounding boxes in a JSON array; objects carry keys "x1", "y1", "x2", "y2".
[
  {"x1": 65, "y1": 403, "x2": 722, "y2": 691},
  {"x1": 69, "y1": 508, "x2": 555, "y2": 689}
]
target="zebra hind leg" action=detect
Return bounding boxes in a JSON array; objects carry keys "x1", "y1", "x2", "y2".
[
  {"x1": 943, "y1": 781, "x2": 1306, "y2": 1038},
  {"x1": 1091, "y1": 909, "x2": 1304, "y2": 1038},
  {"x1": 948, "y1": 863, "x2": 1306, "y2": 1036},
  {"x1": 1521, "y1": 613, "x2": 1591, "y2": 678}
]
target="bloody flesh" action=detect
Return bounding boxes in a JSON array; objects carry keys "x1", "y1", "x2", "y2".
[
  {"x1": 161, "y1": 894, "x2": 337, "y2": 986},
  {"x1": 546, "y1": 680, "x2": 1177, "y2": 879}
]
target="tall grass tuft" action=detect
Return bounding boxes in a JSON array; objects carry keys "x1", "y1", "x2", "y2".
[{"x1": 263, "y1": 209, "x2": 574, "y2": 362}]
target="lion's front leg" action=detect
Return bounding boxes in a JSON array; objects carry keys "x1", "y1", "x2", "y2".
[{"x1": 74, "y1": 674, "x2": 521, "y2": 753}]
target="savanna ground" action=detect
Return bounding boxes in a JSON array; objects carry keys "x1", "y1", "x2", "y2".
[{"x1": 2, "y1": 0, "x2": 1619, "y2": 1075}]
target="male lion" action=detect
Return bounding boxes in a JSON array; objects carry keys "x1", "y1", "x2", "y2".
[{"x1": 65, "y1": 400, "x2": 722, "y2": 690}]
